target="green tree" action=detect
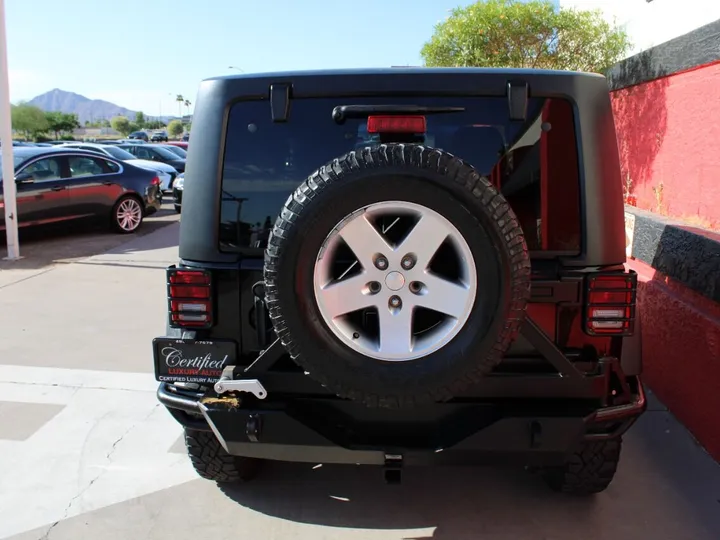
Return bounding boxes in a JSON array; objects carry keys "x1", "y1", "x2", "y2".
[
  {"x1": 146, "y1": 120, "x2": 167, "y2": 130},
  {"x1": 135, "y1": 111, "x2": 146, "y2": 128},
  {"x1": 11, "y1": 103, "x2": 49, "y2": 140},
  {"x1": 167, "y1": 119, "x2": 184, "y2": 139},
  {"x1": 110, "y1": 116, "x2": 132, "y2": 136},
  {"x1": 183, "y1": 99, "x2": 191, "y2": 116},
  {"x1": 45, "y1": 111, "x2": 80, "y2": 139},
  {"x1": 175, "y1": 94, "x2": 184, "y2": 117},
  {"x1": 420, "y1": 0, "x2": 631, "y2": 73}
]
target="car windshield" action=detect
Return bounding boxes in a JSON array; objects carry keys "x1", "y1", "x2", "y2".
[
  {"x1": 152, "y1": 146, "x2": 182, "y2": 160},
  {"x1": 165, "y1": 146, "x2": 186, "y2": 158},
  {"x1": 103, "y1": 146, "x2": 135, "y2": 160}
]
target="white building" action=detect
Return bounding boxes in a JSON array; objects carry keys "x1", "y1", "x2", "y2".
[{"x1": 559, "y1": 0, "x2": 720, "y2": 57}]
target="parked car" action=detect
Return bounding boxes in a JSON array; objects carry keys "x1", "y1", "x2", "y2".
[
  {"x1": 0, "y1": 147, "x2": 161, "y2": 234},
  {"x1": 118, "y1": 143, "x2": 186, "y2": 173},
  {"x1": 60, "y1": 142, "x2": 178, "y2": 191},
  {"x1": 128, "y1": 131, "x2": 149, "y2": 142},
  {"x1": 162, "y1": 144, "x2": 187, "y2": 159},
  {"x1": 182, "y1": 132, "x2": 189, "y2": 142},
  {"x1": 171, "y1": 172, "x2": 183, "y2": 213},
  {"x1": 151, "y1": 131, "x2": 169, "y2": 142},
  {"x1": 153, "y1": 68, "x2": 644, "y2": 495}
]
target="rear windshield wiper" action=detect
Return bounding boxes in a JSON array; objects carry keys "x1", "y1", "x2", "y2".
[{"x1": 332, "y1": 104, "x2": 465, "y2": 124}]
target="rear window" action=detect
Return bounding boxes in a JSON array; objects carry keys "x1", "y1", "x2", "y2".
[{"x1": 219, "y1": 96, "x2": 581, "y2": 255}]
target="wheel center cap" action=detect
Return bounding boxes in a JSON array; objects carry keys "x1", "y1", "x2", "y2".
[{"x1": 385, "y1": 271, "x2": 405, "y2": 291}]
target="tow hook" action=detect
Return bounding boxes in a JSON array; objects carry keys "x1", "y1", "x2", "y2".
[{"x1": 384, "y1": 453, "x2": 403, "y2": 485}]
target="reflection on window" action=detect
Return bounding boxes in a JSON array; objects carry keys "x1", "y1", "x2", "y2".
[
  {"x1": 22, "y1": 158, "x2": 62, "y2": 182},
  {"x1": 219, "y1": 96, "x2": 581, "y2": 255},
  {"x1": 69, "y1": 156, "x2": 104, "y2": 177}
]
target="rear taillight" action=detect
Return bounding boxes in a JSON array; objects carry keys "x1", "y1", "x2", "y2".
[
  {"x1": 167, "y1": 267, "x2": 212, "y2": 328},
  {"x1": 151, "y1": 176, "x2": 161, "y2": 186},
  {"x1": 584, "y1": 272, "x2": 637, "y2": 336}
]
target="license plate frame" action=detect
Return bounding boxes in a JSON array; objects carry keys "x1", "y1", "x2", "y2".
[{"x1": 153, "y1": 338, "x2": 236, "y2": 384}]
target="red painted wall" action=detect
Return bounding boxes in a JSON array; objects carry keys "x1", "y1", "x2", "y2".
[
  {"x1": 626, "y1": 258, "x2": 720, "y2": 461},
  {"x1": 612, "y1": 61, "x2": 720, "y2": 229}
]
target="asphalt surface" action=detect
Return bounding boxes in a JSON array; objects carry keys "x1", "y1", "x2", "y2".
[{"x1": 0, "y1": 220, "x2": 719, "y2": 540}]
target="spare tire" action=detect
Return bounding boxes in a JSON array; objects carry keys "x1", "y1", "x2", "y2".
[{"x1": 264, "y1": 144, "x2": 530, "y2": 408}]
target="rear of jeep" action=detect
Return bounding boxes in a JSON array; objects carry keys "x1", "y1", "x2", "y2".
[{"x1": 153, "y1": 68, "x2": 645, "y2": 494}]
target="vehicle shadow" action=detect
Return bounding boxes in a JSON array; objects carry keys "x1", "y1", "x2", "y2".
[{"x1": 219, "y1": 463, "x2": 600, "y2": 540}]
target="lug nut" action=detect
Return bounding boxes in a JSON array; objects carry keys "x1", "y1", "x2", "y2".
[
  {"x1": 375, "y1": 255, "x2": 389, "y2": 270},
  {"x1": 409, "y1": 281, "x2": 422, "y2": 294},
  {"x1": 368, "y1": 281, "x2": 381, "y2": 294},
  {"x1": 401, "y1": 254, "x2": 416, "y2": 270},
  {"x1": 389, "y1": 295, "x2": 402, "y2": 308}
]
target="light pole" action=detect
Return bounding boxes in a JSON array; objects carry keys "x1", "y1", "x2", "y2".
[
  {"x1": 0, "y1": 0, "x2": 20, "y2": 260},
  {"x1": 228, "y1": 66, "x2": 245, "y2": 73}
]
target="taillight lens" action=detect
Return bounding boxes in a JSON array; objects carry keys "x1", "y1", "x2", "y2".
[
  {"x1": 584, "y1": 272, "x2": 637, "y2": 336},
  {"x1": 151, "y1": 176, "x2": 161, "y2": 186},
  {"x1": 167, "y1": 267, "x2": 213, "y2": 328}
]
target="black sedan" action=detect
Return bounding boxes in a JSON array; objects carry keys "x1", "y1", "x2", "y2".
[
  {"x1": 118, "y1": 143, "x2": 186, "y2": 173},
  {"x1": 0, "y1": 147, "x2": 162, "y2": 234}
]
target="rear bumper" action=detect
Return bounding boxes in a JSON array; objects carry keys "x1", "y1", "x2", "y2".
[{"x1": 157, "y1": 378, "x2": 645, "y2": 467}]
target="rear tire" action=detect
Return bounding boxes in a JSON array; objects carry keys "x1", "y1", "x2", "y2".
[
  {"x1": 185, "y1": 429, "x2": 262, "y2": 483},
  {"x1": 542, "y1": 439, "x2": 622, "y2": 495},
  {"x1": 111, "y1": 195, "x2": 144, "y2": 234}
]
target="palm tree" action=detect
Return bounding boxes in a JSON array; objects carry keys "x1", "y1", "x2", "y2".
[
  {"x1": 175, "y1": 94, "x2": 184, "y2": 118},
  {"x1": 184, "y1": 99, "x2": 191, "y2": 117}
]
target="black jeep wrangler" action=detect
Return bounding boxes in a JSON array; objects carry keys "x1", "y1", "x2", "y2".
[{"x1": 153, "y1": 68, "x2": 645, "y2": 495}]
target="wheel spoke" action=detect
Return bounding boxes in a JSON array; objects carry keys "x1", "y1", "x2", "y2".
[
  {"x1": 414, "y1": 273, "x2": 472, "y2": 318},
  {"x1": 318, "y1": 274, "x2": 376, "y2": 318},
  {"x1": 377, "y1": 305, "x2": 414, "y2": 356},
  {"x1": 339, "y1": 213, "x2": 392, "y2": 266},
  {"x1": 397, "y1": 214, "x2": 452, "y2": 268}
]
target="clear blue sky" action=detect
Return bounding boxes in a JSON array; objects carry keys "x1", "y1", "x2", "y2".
[{"x1": 6, "y1": 0, "x2": 474, "y2": 116}]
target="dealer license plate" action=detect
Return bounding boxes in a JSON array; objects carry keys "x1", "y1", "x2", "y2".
[{"x1": 153, "y1": 338, "x2": 236, "y2": 384}]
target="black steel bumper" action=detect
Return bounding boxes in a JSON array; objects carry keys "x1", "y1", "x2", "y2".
[{"x1": 157, "y1": 377, "x2": 645, "y2": 467}]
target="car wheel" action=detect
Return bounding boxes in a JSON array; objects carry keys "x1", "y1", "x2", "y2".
[
  {"x1": 111, "y1": 195, "x2": 144, "y2": 234},
  {"x1": 541, "y1": 439, "x2": 622, "y2": 495},
  {"x1": 185, "y1": 429, "x2": 262, "y2": 483},
  {"x1": 174, "y1": 204, "x2": 182, "y2": 214},
  {"x1": 264, "y1": 144, "x2": 531, "y2": 408}
]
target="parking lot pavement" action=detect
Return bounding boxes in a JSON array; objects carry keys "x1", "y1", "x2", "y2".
[
  {"x1": 0, "y1": 202, "x2": 180, "y2": 276},
  {"x1": 1, "y1": 223, "x2": 719, "y2": 540}
]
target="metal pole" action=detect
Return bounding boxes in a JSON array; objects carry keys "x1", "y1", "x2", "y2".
[{"x1": 0, "y1": 0, "x2": 20, "y2": 260}]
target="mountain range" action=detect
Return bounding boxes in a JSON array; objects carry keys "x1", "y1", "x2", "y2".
[{"x1": 27, "y1": 89, "x2": 176, "y2": 124}]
